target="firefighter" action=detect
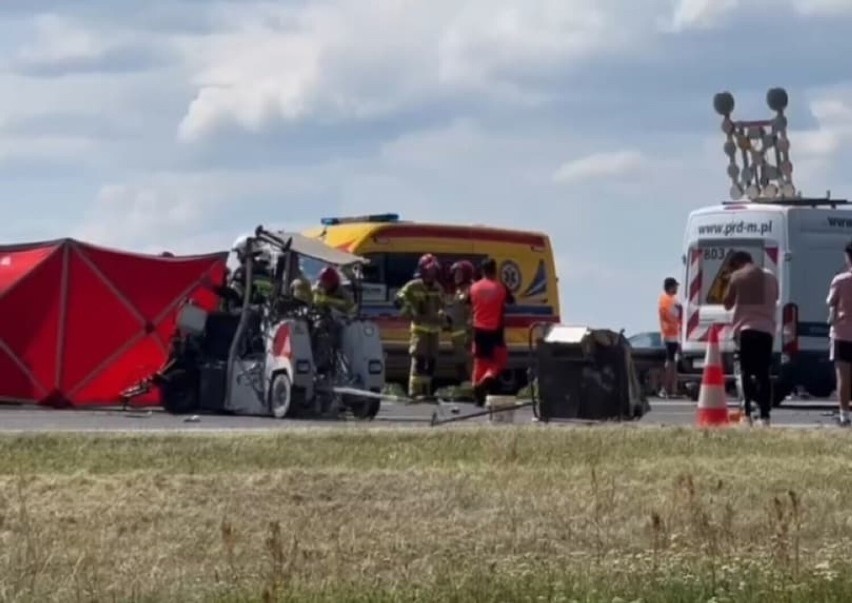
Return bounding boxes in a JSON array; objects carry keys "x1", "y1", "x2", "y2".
[
  {"x1": 312, "y1": 266, "x2": 356, "y2": 316},
  {"x1": 251, "y1": 250, "x2": 275, "y2": 302},
  {"x1": 228, "y1": 237, "x2": 275, "y2": 306},
  {"x1": 395, "y1": 254, "x2": 446, "y2": 398},
  {"x1": 291, "y1": 275, "x2": 314, "y2": 305},
  {"x1": 447, "y1": 260, "x2": 475, "y2": 384}
]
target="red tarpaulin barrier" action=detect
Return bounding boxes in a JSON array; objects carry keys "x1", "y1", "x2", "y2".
[{"x1": 0, "y1": 239, "x2": 227, "y2": 407}]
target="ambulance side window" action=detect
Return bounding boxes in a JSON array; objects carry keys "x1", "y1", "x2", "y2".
[
  {"x1": 362, "y1": 253, "x2": 384, "y2": 283},
  {"x1": 382, "y1": 253, "x2": 421, "y2": 296}
]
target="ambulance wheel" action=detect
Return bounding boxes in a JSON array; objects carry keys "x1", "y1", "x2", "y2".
[
  {"x1": 348, "y1": 396, "x2": 380, "y2": 420},
  {"x1": 268, "y1": 372, "x2": 296, "y2": 419}
]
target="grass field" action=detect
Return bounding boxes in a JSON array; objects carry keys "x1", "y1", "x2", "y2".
[{"x1": 2, "y1": 427, "x2": 852, "y2": 602}]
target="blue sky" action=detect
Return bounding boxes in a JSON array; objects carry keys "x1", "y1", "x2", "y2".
[{"x1": 2, "y1": 0, "x2": 852, "y2": 334}]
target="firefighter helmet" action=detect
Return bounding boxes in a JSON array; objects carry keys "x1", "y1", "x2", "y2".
[
  {"x1": 450, "y1": 260, "x2": 474, "y2": 284},
  {"x1": 318, "y1": 266, "x2": 341, "y2": 290},
  {"x1": 417, "y1": 254, "x2": 440, "y2": 278}
]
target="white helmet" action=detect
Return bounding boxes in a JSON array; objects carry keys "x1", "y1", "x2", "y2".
[{"x1": 231, "y1": 234, "x2": 250, "y2": 255}]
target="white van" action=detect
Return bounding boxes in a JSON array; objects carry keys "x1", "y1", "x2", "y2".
[{"x1": 679, "y1": 198, "x2": 852, "y2": 404}]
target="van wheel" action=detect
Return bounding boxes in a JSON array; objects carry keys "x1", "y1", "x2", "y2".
[
  {"x1": 805, "y1": 382, "x2": 834, "y2": 399},
  {"x1": 772, "y1": 381, "x2": 793, "y2": 407},
  {"x1": 497, "y1": 370, "x2": 520, "y2": 395}
]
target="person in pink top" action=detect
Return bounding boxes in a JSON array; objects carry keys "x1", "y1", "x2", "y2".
[
  {"x1": 723, "y1": 251, "x2": 779, "y2": 426},
  {"x1": 827, "y1": 241, "x2": 852, "y2": 427}
]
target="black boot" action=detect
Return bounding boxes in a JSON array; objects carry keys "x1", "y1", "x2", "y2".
[{"x1": 472, "y1": 376, "x2": 495, "y2": 407}]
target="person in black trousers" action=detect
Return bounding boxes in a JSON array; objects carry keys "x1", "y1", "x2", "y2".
[{"x1": 723, "y1": 251, "x2": 779, "y2": 426}]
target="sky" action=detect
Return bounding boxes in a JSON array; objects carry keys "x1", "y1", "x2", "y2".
[{"x1": 2, "y1": 0, "x2": 852, "y2": 334}]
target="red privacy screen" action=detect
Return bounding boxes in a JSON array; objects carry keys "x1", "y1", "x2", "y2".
[{"x1": 0, "y1": 239, "x2": 226, "y2": 407}]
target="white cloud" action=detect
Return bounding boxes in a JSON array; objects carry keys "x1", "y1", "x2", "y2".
[
  {"x1": 71, "y1": 169, "x2": 325, "y2": 252},
  {"x1": 3, "y1": 0, "x2": 852, "y2": 335},
  {"x1": 437, "y1": 0, "x2": 614, "y2": 85},
  {"x1": 175, "y1": 0, "x2": 662, "y2": 142},
  {"x1": 664, "y1": 0, "x2": 852, "y2": 33},
  {"x1": 174, "y1": 0, "x2": 852, "y2": 143},
  {"x1": 552, "y1": 150, "x2": 649, "y2": 184},
  {"x1": 16, "y1": 14, "x2": 107, "y2": 65},
  {"x1": 810, "y1": 97, "x2": 852, "y2": 129},
  {"x1": 74, "y1": 182, "x2": 205, "y2": 250},
  {"x1": 783, "y1": 93, "x2": 852, "y2": 176},
  {"x1": 665, "y1": 0, "x2": 739, "y2": 32},
  {"x1": 792, "y1": 0, "x2": 852, "y2": 15},
  {"x1": 0, "y1": 134, "x2": 98, "y2": 164},
  {"x1": 10, "y1": 13, "x2": 166, "y2": 76}
]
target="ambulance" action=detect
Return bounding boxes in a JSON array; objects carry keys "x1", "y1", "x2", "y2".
[
  {"x1": 679, "y1": 198, "x2": 852, "y2": 404},
  {"x1": 302, "y1": 213, "x2": 561, "y2": 393}
]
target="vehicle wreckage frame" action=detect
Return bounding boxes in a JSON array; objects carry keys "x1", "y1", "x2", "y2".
[{"x1": 124, "y1": 225, "x2": 411, "y2": 419}]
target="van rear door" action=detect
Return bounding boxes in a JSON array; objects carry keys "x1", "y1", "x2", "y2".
[
  {"x1": 683, "y1": 210, "x2": 783, "y2": 355},
  {"x1": 694, "y1": 239, "x2": 769, "y2": 341}
]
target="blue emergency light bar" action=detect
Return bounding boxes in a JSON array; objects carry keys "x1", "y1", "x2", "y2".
[{"x1": 320, "y1": 213, "x2": 400, "y2": 226}]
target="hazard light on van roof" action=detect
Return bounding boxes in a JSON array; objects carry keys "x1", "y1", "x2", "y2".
[{"x1": 713, "y1": 87, "x2": 798, "y2": 202}]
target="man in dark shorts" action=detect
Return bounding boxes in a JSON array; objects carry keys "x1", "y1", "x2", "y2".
[
  {"x1": 827, "y1": 241, "x2": 852, "y2": 427},
  {"x1": 658, "y1": 277, "x2": 682, "y2": 398}
]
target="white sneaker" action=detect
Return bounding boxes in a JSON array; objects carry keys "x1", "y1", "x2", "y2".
[{"x1": 754, "y1": 418, "x2": 770, "y2": 428}]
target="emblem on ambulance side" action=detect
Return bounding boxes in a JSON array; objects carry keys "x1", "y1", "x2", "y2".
[{"x1": 500, "y1": 260, "x2": 522, "y2": 292}]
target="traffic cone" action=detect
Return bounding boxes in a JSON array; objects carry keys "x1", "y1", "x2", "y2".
[{"x1": 696, "y1": 324, "x2": 729, "y2": 427}]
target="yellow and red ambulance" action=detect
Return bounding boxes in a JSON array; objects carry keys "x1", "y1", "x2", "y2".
[{"x1": 302, "y1": 213, "x2": 561, "y2": 393}]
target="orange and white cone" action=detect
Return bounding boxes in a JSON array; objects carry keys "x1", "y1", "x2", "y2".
[{"x1": 696, "y1": 324, "x2": 729, "y2": 427}]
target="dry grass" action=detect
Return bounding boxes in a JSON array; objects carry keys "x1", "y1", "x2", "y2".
[{"x1": 1, "y1": 427, "x2": 852, "y2": 601}]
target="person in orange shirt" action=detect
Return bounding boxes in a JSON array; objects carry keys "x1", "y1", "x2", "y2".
[
  {"x1": 468, "y1": 258, "x2": 515, "y2": 406},
  {"x1": 658, "y1": 277, "x2": 683, "y2": 398}
]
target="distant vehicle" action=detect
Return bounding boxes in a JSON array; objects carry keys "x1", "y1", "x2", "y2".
[
  {"x1": 680, "y1": 87, "x2": 852, "y2": 405},
  {"x1": 680, "y1": 200, "x2": 852, "y2": 403},
  {"x1": 302, "y1": 213, "x2": 561, "y2": 394},
  {"x1": 628, "y1": 332, "x2": 665, "y2": 397},
  {"x1": 629, "y1": 331, "x2": 663, "y2": 352},
  {"x1": 628, "y1": 331, "x2": 699, "y2": 398}
]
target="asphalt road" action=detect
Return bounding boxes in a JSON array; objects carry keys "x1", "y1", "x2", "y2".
[{"x1": 0, "y1": 397, "x2": 843, "y2": 433}]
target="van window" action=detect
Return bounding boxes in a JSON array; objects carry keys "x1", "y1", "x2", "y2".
[{"x1": 696, "y1": 240, "x2": 765, "y2": 305}]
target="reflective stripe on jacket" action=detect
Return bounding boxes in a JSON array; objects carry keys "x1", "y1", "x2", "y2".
[
  {"x1": 313, "y1": 285, "x2": 356, "y2": 315},
  {"x1": 446, "y1": 285, "x2": 472, "y2": 338},
  {"x1": 396, "y1": 278, "x2": 445, "y2": 333}
]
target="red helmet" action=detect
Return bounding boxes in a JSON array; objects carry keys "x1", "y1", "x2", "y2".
[
  {"x1": 417, "y1": 254, "x2": 440, "y2": 277},
  {"x1": 450, "y1": 260, "x2": 474, "y2": 283},
  {"x1": 318, "y1": 266, "x2": 340, "y2": 289}
]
